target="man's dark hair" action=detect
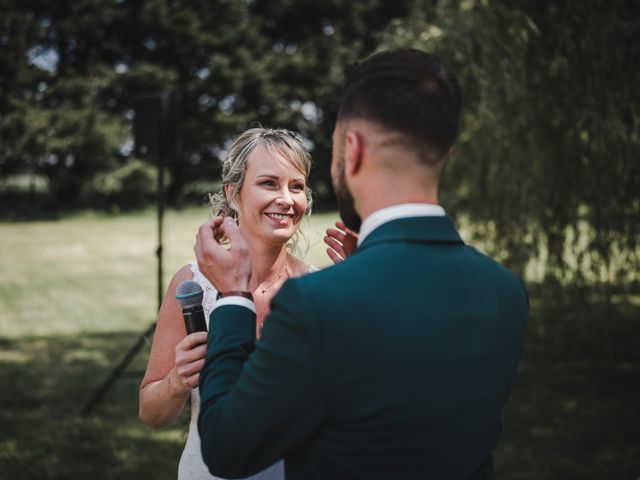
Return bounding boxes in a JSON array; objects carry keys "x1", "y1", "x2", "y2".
[{"x1": 338, "y1": 48, "x2": 461, "y2": 163}]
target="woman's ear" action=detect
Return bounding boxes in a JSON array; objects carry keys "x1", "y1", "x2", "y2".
[{"x1": 224, "y1": 184, "x2": 238, "y2": 211}]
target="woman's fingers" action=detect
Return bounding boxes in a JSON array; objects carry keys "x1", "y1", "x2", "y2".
[
  {"x1": 176, "y1": 343, "x2": 208, "y2": 363},
  {"x1": 176, "y1": 332, "x2": 207, "y2": 353},
  {"x1": 336, "y1": 220, "x2": 359, "y2": 238},
  {"x1": 326, "y1": 227, "x2": 347, "y2": 243},
  {"x1": 185, "y1": 372, "x2": 202, "y2": 388},
  {"x1": 324, "y1": 236, "x2": 346, "y2": 262},
  {"x1": 181, "y1": 331, "x2": 208, "y2": 348},
  {"x1": 175, "y1": 332, "x2": 208, "y2": 372},
  {"x1": 177, "y1": 358, "x2": 206, "y2": 378},
  {"x1": 326, "y1": 247, "x2": 344, "y2": 264},
  {"x1": 325, "y1": 220, "x2": 358, "y2": 264}
]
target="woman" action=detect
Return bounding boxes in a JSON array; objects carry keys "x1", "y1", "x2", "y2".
[{"x1": 139, "y1": 127, "x2": 315, "y2": 480}]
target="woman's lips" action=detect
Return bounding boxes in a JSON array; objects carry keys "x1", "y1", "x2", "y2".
[{"x1": 265, "y1": 212, "x2": 294, "y2": 224}]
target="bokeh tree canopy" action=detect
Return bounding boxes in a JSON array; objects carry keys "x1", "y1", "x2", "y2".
[
  {"x1": 1, "y1": 0, "x2": 415, "y2": 208},
  {"x1": 1, "y1": 0, "x2": 638, "y2": 285},
  {"x1": 382, "y1": 0, "x2": 639, "y2": 286}
]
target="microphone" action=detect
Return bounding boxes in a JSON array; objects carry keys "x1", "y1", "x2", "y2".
[{"x1": 175, "y1": 280, "x2": 208, "y2": 334}]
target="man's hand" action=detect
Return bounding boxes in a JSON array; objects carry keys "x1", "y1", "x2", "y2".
[
  {"x1": 195, "y1": 216, "x2": 252, "y2": 292},
  {"x1": 324, "y1": 220, "x2": 358, "y2": 264}
]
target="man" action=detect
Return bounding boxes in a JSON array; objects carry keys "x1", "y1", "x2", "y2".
[{"x1": 195, "y1": 48, "x2": 528, "y2": 479}]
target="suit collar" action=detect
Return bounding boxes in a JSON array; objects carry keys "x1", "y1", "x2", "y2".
[
  {"x1": 357, "y1": 215, "x2": 464, "y2": 251},
  {"x1": 357, "y1": 203, "x2": 446, "y2": 246}
]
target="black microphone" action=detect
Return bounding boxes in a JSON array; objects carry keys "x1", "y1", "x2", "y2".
[{"x1": 175, "y1": 280, "x2": 208, "y2": 334}]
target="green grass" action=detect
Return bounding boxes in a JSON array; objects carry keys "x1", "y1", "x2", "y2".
[
  {"x1": 1, "y1": 208, "x2": 638, "y2": 479},
  {"x1": 0, "y1": 207, "x2": 338, "y2": 338}
]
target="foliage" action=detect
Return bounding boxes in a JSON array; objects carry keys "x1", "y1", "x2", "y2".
[
  {"x1": 1, "y1": 0, "x2": 638, "y2": 284},
  {"x1": 4, "y1": 83, "x2": 127, "y2": 207},
  {"x1": 381, "y1": 0, "x2": 640, "y2": 285},
  {"x1": 84, "y1": 158, "x2": 159, "y2": 210},
  {"x1": 0, "y1": 0, "x2": 416, "y2": 212}
]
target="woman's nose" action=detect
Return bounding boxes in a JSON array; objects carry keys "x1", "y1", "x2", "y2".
[{"x1": 276, "y1": 188, "x2": 294, "y2": 206}]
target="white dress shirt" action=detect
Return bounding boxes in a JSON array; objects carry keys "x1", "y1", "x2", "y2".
[{"x1": 357, "y1": 203, "x2": 445, "y2": 245}]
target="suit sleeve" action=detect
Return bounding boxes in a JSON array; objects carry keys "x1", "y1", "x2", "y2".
[{"x1": 198, "y1": 279, "x2": 324, "y2": 478}]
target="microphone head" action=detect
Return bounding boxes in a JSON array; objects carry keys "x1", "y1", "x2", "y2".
[{"x1": 175, "y1": 280, "x2": 204, "y2": 309}]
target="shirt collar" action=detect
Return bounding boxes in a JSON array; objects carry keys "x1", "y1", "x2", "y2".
[{"x1": 357, "y1": 203, "x2": 446, "y2": 246}]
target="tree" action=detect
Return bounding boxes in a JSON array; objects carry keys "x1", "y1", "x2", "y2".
[
  {"x1": 0, "y1": 0, "x2": 419, "y2": 211},
  {"x1": 381, "y1": 0, "x2": 639, "y2": 286}
]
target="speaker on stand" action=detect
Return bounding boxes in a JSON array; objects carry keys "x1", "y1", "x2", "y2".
[{"x1": 81, "y1": 92, "x2": 181, "y2": 415}]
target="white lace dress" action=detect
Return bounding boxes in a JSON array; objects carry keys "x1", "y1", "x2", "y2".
[{"x1": 177, "y1": 261, "x2": 285, "y2": 480}]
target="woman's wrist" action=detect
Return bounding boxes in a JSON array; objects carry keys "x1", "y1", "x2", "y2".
[{"x1": 167, "y1": 369, "x2": 190, "y2": 398}]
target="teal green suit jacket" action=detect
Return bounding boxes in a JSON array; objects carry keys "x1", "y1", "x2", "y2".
[{"x1": 198, "y1": 216, "x2": 528, "y2": 479}]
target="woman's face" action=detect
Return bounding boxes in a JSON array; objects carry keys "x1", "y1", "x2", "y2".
[{"x1": 232, "y1": 144, "x2": 308, "y2": 246}]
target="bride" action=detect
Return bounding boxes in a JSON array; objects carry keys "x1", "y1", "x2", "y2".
[{"x1": 139, "y1": 127, "x2": 316, "y2": 479}]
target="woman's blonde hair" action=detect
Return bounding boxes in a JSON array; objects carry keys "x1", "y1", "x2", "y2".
[{"x1": 209, "y1": 127, "x2": 313, "y2": 221}]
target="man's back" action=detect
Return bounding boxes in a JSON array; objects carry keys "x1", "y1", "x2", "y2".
[
  {"x1": 279, "y1": 216, "x2": 528, "y2": 478},
  {"x1": 196, "y1": 48, "x2": 528, "y2": 480}
]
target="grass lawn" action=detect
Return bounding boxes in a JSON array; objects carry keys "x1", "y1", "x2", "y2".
[
  {"x1": 0, "y1": 208, "x2": 638, "y2": 479},
  {"x1": 0, "y1": 207, "x2": 337, "y2": 338}
]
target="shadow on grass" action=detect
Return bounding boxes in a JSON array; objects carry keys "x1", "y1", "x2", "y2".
[
  {"x1": 1, "y1": 290, "x2": 639, "y2": 479},
  {"x1": 0, "y1": 331, "x2": 188, "y2": 480},
  {"x1": 494, "y1": 287, "x2": 640, "y2": 479}
]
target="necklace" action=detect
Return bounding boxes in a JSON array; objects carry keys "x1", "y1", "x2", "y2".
[
  {"x1": 259, "y1": 263, "x2": 289, "y2": 295},
  {"x1": 257, "y1": 262, "x2": 289, "y2": 331}
]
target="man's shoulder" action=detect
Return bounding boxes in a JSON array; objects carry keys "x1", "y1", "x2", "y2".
[
  {"x1": 285, "y1": 259, "x2": 348, "y2": 292},
  {"x1": 278, "y1": 256, "x2": 367, "y2": 305},
  {"x1": 464, "y1": 245, "x2": 529, "y2": 305}
]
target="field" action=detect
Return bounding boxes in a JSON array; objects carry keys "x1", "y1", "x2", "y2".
[{"x1": 1, "y1": 208, "x2": 638, "y2": 479}]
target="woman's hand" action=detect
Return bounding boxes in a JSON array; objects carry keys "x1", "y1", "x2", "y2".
[
  {"x1": 170, "y1": 331, "x2": 208, "y2": 395},
  {"x1": 324, "y1": 220, "x2": 359, "y2": 264}
]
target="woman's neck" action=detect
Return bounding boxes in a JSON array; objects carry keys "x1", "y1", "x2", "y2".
[{"x1": 242, "y1": 235, "x2": 289, "y2": 290}]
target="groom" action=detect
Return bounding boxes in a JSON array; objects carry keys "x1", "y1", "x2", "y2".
[{"x1": 195, "y1": 48, "x2": 528, "y2": 479}]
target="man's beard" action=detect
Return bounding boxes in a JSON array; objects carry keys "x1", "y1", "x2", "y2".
[{"x1": 334, "y1": 166, "x2": 362, "y2": 233}]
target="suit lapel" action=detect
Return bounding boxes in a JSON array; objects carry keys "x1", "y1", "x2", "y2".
[{"x1": 357, "y1": 215, "x2": 464, "y2": 252}]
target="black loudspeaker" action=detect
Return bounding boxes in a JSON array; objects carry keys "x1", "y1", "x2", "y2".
[{"x1": 133, "y1": 93, "x2": 181, "y2": 160}]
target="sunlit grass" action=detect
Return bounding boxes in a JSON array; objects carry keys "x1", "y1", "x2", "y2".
[{"x1": 0, "y1": 207, "x2": 339, "y2": 338}]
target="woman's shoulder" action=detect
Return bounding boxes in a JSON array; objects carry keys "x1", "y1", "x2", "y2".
[
  {"x1": 168, "y1": 264, "x2": 195, "y2": 289},
  {"x1": 287, "y1": 254, "x2": 319, "y2": 278}
]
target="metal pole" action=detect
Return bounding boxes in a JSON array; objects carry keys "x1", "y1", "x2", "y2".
[
  {"x1": 81, "y1": 93, "x2": 169, "y2": 415},
  {"x1": 156, "y1": 95, "x2": 166, "y2": 312}
]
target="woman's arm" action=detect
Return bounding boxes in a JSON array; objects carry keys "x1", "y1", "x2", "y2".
[{"x1": 139, "y1": 265, "x2": 208, "y2": 428}]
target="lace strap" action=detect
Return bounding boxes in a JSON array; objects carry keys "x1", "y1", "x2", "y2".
[{"x1": 188, "y1": 261, "x2": 218, "y2": 322}]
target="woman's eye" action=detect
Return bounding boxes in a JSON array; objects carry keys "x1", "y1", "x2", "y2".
[
  {"x1": 260, "y1": 180, "x2": 276, "y2": 187},
  {"x1": 290, "y1": 183, "x2": 305, "y2": 192}
]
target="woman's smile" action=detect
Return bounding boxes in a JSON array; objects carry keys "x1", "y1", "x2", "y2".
[{"x1": 265, "y1": 212, "x2": 294, "y2": 224}]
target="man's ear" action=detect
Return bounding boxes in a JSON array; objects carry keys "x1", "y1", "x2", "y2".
[
  {"x1": 446, "y1": 146, "x2": 454, "y2": 160},
  {"x1": 344, "y1": 130, "x2": 364, "y2": 176}
]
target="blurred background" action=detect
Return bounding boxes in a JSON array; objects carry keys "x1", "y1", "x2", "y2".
[{"x1": 0, "y1": 0, "x2": 638, "y2": 478}]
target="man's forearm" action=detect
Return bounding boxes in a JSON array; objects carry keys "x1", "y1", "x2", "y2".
[
  {"x1": 198, "y1": 304, "x2": 259, "y2": 477},
  {"x1": 197, "y1": 281, "x2": 323, "y2": 477}
]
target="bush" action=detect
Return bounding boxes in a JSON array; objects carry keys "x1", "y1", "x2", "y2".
[
  {"x1": 83, "y1": 159, "x2": 160, "y2": 211},
  {"x1": 176, "y1": 179, "x2": 221, "y2": 208}
]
